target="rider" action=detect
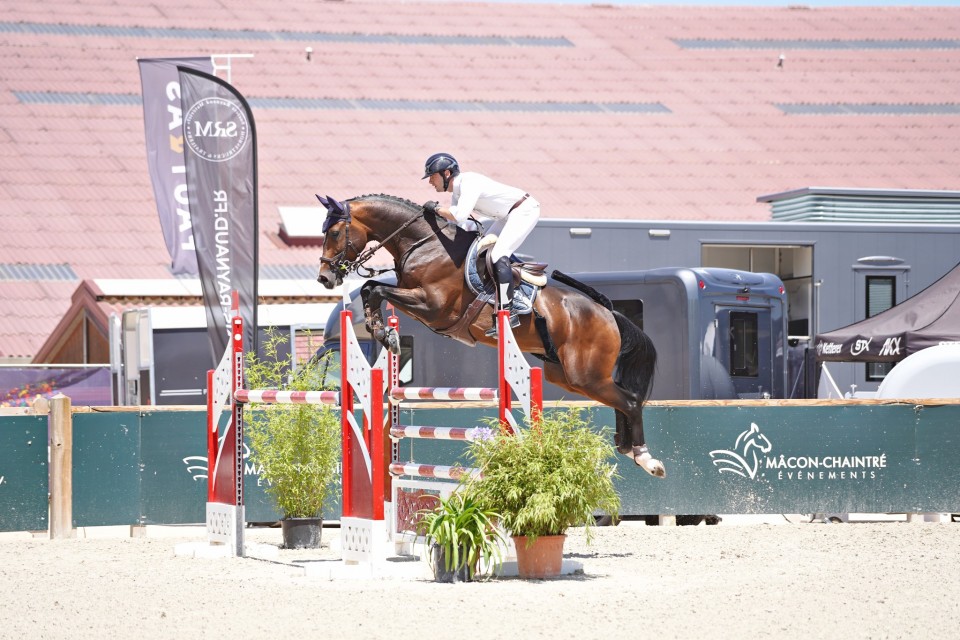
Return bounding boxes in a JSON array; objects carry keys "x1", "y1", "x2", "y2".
[{"x1": 421, "y1": 152, "x2": 541, "y2": 336}]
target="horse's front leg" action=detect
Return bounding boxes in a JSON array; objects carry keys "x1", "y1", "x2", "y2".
[
  {"x1": 360, "y1": 281, "x2": 399, "y2": 353},
  {"x1": 360, "y1": 281, "x2": 433, "y2": 355}
]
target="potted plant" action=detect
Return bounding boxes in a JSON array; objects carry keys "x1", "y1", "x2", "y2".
[
  {"x1": 463, "y1": 408, "x2": 621, "y2": 578},
  {"x1": 417, "y1": 490, "x2": 506, "y2": 583},
  {"x1": 244, "y1": 330, "x2": 341, "y2": 549}
]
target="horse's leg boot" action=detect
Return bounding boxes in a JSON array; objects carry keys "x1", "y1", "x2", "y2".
[{"x1": 633, "y1": 445, "x2": 666, "y2": 478}]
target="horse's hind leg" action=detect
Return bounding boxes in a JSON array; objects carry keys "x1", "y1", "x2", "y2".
[
  {"x1": 581, "y1": 382, "x2": 666, "y2": 477},
  {"x1": 618, "y1": 400, "x2": 666, "y2": 478},
  {"x1": 545, "y1": 362, "x2": 665, "y2": 478},
  {"x1": 614, "y1": 411, "x2": 632, "y2": 456}
]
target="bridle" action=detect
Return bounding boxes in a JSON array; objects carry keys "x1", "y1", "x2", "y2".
[{"x1": 320, "y1": 203, "x2": 428, "y2": 279}]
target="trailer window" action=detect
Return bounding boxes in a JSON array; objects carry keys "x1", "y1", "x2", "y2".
[
  {"x1": 729, "y1": 312, "x2": 759, "y2": 377},
  {"x1": 866, "y1": 276, "x2": 896, "y2": 381},
  {"x1": 612, "y1": 299, "x2": 643, "y2": 330}
]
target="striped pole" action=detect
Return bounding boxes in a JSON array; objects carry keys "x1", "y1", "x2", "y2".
[
  {"x1": 234, "y1": 389, "x2": 339, "y2": 405},
  {"x1": 388, "y1": 463, "x2": 480, "y2": 481},
  {"x1": 389, "y1": 387, "x2": 498, "y2": 401},
  {"x1": 389, "y1": 425, "x2": 492, "y2": 441}
]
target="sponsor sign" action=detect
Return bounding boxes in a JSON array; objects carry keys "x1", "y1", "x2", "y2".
[
  {"x1": 178, "y1": 67, "x2": 258, "y2": 362},
  {"x1": 137, "y1": 57, "x2": 214, "y2": 275},
  {"x1": 710, "y1": 421, "x2": 887, "y2": 484}
]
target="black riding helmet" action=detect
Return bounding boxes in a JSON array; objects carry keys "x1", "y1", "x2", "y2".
[{"x1": 422, "y1": 152, "x2": 460, "y2": 190}]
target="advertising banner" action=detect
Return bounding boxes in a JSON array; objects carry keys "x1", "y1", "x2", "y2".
[
  {"x1": 178, "y1": 67, "x2": 259, "y2": 362},
  {"x1": 137, "y1": 56, "x2": 214, "y2": 275}
]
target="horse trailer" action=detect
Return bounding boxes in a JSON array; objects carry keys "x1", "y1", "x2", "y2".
[
  {"x1": 517, "y1": 213, "x2": 960, "y2": 397},
  {"x1": 320, "y1": 266, "x2": 788, "y2": 402}
]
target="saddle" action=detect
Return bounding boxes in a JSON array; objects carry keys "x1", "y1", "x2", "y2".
[
  {"x1": 476, "y1": 234, "x2": 548, "y2": 288},
  {"x1": 440, "y1": 235, "x2": 547, "y2": 346}
]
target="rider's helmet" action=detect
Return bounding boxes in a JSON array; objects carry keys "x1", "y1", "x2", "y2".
[{"x1": 422, "y1": 153, "x2": 460, "y2": 190}]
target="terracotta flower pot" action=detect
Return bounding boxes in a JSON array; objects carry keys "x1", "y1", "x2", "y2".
[{"x1": 512, "y1": 534, "x2": 566, "y2": 579}]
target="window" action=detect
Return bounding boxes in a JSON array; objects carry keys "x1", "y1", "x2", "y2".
[
  {"x1": 866, "y1": 276, "x2": 896, "y2": 381},
  {"x1": 729, "y1": 312, "x2": 759, "y2": 377}
]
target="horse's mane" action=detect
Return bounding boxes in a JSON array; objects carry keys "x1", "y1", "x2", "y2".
[{"x1": 349, "y1": 193, "x2": 422, "y2": 212}]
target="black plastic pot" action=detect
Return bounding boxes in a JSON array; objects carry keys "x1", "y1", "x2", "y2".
[
  {"x1": 431, "y1": 544, "x2": 472, "y2": 583},
  {"x1": 280, "y1": 517, "x2": 323, "y2": 549}
]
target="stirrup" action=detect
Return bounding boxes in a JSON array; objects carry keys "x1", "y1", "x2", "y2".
[{"x1": 484, "y1": 312, "x2": 520, "y2": 337}]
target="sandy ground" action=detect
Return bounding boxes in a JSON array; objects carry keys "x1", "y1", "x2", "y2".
[{"x1": 1, "y1": 516, "x2": 959, "y2": 640}]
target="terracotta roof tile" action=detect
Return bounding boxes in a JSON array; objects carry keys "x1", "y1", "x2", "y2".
[{"x1": 2, "y1": 2, "x2": 960, "y2": 358}]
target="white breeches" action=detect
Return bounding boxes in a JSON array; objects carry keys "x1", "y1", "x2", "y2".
[{"x1": 488, "y1": 200, "x2": 540, "y2": 262}]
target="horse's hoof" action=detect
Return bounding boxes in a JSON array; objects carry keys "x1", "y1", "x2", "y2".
[
  {"x1": 633, "y1": 446, "x2": 666, "y2": 478},
  {"x1": 386, "y1": 327, "x2": 401, "y2": 356}
]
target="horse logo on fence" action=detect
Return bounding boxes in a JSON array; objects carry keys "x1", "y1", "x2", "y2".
[{"x1": 709, "y1": 423, "x2": 772, "y2": 479}]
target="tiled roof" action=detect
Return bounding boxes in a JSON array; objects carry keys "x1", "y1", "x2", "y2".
[{"x1": 1, "y1": 1, "x2": 959, "y2": 360}]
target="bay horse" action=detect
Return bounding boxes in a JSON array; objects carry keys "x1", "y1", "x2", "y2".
[{"x1": 315, "y1": 193, "x2": 664, "y2": 477}]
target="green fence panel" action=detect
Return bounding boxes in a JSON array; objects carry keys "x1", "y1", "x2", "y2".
[
  {"x1": 387, "y1": 403, "x2": 960, "y2": 516},
  {"x1": 140, "y1": 410, "x2": 208, "y2": 525},
  {"x1": 908, "y1": 404, "x2": 960, "y2": 512},
  {"x1": 72, "y1": 412, "x2": 141, "y2": 526},
  {"x1": 616, "y1": 404, "x2": 960, "y2": 515},
  {"x1": 0, "y1": 415, "x2": 48, "y2": 532},
  {"x1": 139, "y1": 410, "x2": 285, "y2": 525},
  {"x1": 5, "y1": 401, "x2": 957, "y2": 531}
]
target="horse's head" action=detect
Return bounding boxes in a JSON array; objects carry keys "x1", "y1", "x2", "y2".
[
  {"x1": 317, "y1": 194, "x2": 430, "y2": 288},
  {"x1": 316, "y1": 194, "x2": 371, "y2": 289}
]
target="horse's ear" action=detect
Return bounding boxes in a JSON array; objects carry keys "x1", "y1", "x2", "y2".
[
  {"x1": 316, "y1": 194, "x2": 329, "y2": 208},
  {"x1": 321, "y1": 194, "x2": 346, "y2": 216}
]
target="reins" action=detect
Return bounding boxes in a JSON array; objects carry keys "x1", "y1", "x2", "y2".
[{"x1": 321, "y1": 200, "x2": 428, "y2": 278}]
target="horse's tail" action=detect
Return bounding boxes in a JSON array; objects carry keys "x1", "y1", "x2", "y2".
[
  {"x1": 612, "y1": 311, "x2": 657, "y2": 403},
  {"x1": 551, "y1": 270, "x2": 656, "y2": 401},
  {"x1": 550, "y1": 270, "x2": 613, "y2": 310}
]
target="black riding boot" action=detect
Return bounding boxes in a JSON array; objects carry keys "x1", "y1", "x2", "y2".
[{"x1": 485, "y1": 256, "x2": 520, "y2": 337}]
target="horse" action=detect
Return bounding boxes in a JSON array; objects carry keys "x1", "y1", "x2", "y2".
[{"x1": 315, "y1": 193, "x2": 664, "y2": 477}]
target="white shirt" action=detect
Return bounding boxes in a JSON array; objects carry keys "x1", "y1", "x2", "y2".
[{"x1": 449, "y1": 172, "x2": 527, "y2": 225}]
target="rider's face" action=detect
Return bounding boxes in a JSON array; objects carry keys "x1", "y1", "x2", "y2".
[{"x1": 427, "y1": 172, "x2": 446, "y2": 192}]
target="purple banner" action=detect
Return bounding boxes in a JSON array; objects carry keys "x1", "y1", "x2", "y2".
[
  {"x1": 138, "y1": 57, "x2": 214, "y2": 275},
  {"x1": 178, "y1": 67, "x2": 259, "y2": 361},
  {"x1": 0, "y1": 367, "x2": 112, "y2": 407}
]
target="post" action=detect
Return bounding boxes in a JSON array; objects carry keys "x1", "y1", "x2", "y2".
[
  {"x1": 206, "y1": 369, "x2": 215, "y2": 502},
  {"x1": 48, "y1": 393, "x2": 73, "y2": 539},
  {"x1": 340, "y1": 309, "x2": 354, "y2": 517},
  {"x1": 497, "y1": 310, "x2": 513, "y2": 433}
]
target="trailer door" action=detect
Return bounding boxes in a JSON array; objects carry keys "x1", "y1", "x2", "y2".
[{"x1": 714, "y1": 306, "x2": 773, "y2": 398}]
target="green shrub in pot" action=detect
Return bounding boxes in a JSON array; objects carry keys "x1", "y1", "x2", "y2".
[
  {"x1": 244, "y1": 331, "x2": 340, "y2": 523},
  {"x1": 463, "y1": 408, "x2": 620, "y2": 542},
  {"x1": 417, "y1": 490, "x2": 506, "y2": 582}
]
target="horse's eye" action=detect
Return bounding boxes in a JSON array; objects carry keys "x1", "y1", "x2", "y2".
[{"x1": 328, "y1": 230, "x2": 339, "y2": 240}]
